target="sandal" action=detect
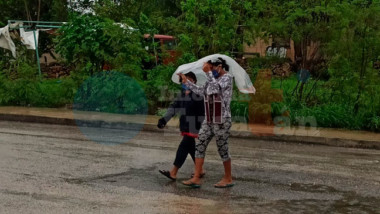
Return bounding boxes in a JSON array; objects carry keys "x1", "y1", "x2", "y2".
[
  {"x1": 214, "y1": 182, "x2": 235, "y2": 188},
  {"x1": 182, "y1": 180, "x2": 201, "y2": 188},
  {"x1": 159, "y1": 170, "x2": 176, "y2": 181}
]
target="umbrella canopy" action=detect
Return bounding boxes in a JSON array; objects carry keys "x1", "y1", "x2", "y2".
[{"x1": 172, "y1": 54, "x2": 256, "y2": 94}]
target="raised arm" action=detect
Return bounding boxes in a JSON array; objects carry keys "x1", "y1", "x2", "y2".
[
  {"x1": 178, "y1": 73, "x2": 206, "y2": 96},
  {"x1": 184, "y1": 80, "x2": 206, "y2": 96}
]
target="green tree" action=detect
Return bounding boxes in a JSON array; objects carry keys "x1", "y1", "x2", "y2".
[
  {"x1": 177, "y1": 0, "x2": 253, "y2": 57},
  {"x1": 250, "y1": 0, "x2": 349, "y2": 101},
  {"x1": 93, "y1": 0, "x2": 182, "y2": 23},
  {"x1": 0, "y1": 0, "x2": 68, "y2": 24},
  {"x1": 55, "y1": 14, "x2": 144, "y2": 77},
  {"x1": 251, "y1": 0, "x2": 341, "y2": 72},
  {"x1": 327, "y1": 0, "x2": 380, "y2": 114}
]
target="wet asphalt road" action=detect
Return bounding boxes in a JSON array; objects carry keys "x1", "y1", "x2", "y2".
[{"x1": 0, "y1": 121, "x2": 379, "y2": 214}]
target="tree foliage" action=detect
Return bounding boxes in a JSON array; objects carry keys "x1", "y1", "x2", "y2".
[
  {"x1": 251, "y1": 0, "x2": 342, "y2": 73},
  {"x1": 327, "y1": 0, "x2": 380, "y2": 114},
  {"x1": 1, "y1": 0, "x2": 380, "y2": 131},
  {"x1": 0, "y1": 0, "x2": 68, "y2": 23},
  {"x1": 55, "y1": 14, "x2": 145, "y2": 77}
]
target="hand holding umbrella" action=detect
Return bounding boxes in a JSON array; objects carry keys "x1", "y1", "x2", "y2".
[
  {"x1": 202, "y1": 62, "x2": 212, "y2": 73},
  {"x1": 177, "y1": 73, "x2": 187, "y2": 83}
]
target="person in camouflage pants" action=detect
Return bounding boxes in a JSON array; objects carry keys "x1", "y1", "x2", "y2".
[
  {"x1": 179, "y1": 57, "x2": 235, "y2": 188},
  {"x1": 197, "y1": 118, "x2": 232, "y2": 161}
]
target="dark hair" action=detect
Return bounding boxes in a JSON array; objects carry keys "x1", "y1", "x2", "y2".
[
  {"x1": 208, "y1": 57, "x2": 229, "y2": 71},
  {"x1": 183, "y1": 71, "x2": 197, "y2": 84}
]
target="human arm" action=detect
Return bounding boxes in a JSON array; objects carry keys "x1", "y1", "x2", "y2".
[
  {"x1": 157, "y1": 92, "x2": 182, "y2": 129},
  {"x1": 178, "y1": 73, "x2": 206, "y2": 96},
  {"x1": 216, "y1": 74, "x2": 233, "y2": 119}
]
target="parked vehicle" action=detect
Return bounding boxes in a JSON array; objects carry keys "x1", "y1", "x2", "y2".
[{"x1": 143, "y1": 34, "x2": 180, "y2": 66}]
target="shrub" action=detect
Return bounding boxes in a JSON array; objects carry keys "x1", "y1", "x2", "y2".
[
  {"x1": 367, "y1": 116, "x2": 380, "y2": 132},
  {"x1": 0, "y1": 62, "x2": 76, "y2": 107},
  {"x1": 73, "y1": 71, "x2": 147, "y2": 115}
]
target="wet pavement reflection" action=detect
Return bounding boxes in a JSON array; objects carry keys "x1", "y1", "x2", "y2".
[{"x1": 0, "y1": 121, "x2": 379, "y2": 213}]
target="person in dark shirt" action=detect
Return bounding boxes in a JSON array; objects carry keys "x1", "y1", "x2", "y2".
[{"x1": 157, "y1": 72, "x2": 205, "y2": 181}]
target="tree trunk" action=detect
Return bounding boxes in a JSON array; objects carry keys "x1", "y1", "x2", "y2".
[
  {"x1": 37, "y1": 0, "x2": 41, "y2": 21},
  {"x1": 354, "y1": 28, "x2": 368, "y2": 113},
  {"x1": 293, "y1": 38, "x2": 308, "y2": 99},
  {"x1": 24, "y1": 0, "x2": 32, "y2": 21},
  {"x1": 299, "y1": 82, "x2": 305, "y2": 100}
]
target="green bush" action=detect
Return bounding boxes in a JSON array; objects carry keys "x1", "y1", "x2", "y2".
[
  {"x1": 0, "y1": 62, "x2": 76, "y2": 107},
  {"x1": 367, "y1": 116, "x2": 380, "y2": 132},
  {"x1": 230, "y1": 100, "x2": 249, "y2": 122},
  {"x1": 144, "y1": 65, "x2": 178, "y2": 113},
  {"x1": 73, "y1": 71, "x2": 147, "y2": 115},
  {"x1": 264, "y1": 72, "x2": 380, "y2": 131},
  {"x1": 37, "y1": 79, "x2": 76, "y2": 107}
]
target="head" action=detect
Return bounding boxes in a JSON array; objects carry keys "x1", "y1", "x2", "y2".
[
  {"x1": 180, "y1": 72, "x2": 197, "y2": 91},
  {"x1": 208, "y1": 57, "x2": 229, "y2": 78},
  {"x1": 179, "y1": 72, "x2": 197, "y2": 84},
  {"x1": 185, "y1": 72, "x2": 197, "y2": 84}
]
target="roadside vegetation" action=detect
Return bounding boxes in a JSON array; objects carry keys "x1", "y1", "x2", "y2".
[{"x1": 0, "y1": 0, "x2": 379, "y2": 131}]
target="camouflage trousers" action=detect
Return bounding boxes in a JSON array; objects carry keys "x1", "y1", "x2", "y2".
[{"x1": 195, "y1": 118, "x2": 232, "y2": 161}]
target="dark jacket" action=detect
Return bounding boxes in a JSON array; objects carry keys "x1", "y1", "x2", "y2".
[{"x1": 161, "y1": 89, "x2": 205, "y2": 134}]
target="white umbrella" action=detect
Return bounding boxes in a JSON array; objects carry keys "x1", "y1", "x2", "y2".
[{"x1": 171, "y1": 54, "x2": 256, "y2": 94}]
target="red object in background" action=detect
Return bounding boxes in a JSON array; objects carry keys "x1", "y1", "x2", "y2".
[
  {"x1": 144, "y1": 34, "x2": 180, "y2": 65},
  {"x1": 102, "y1": 63, "x2": 112, "y2": 71},
  {"x1": 143, "y1": 34, "x2": 174, "y2": 40}
]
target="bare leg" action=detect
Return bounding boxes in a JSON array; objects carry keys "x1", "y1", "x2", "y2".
[
  {"x1": 215, "y1": 158, "x2": 233, "y2": 186},
  {"x1": 170, "y1": 165, "x2": 179, "y2": 179},
  {"x1": 214, "y1": 120, "x2": 233, "y2": 187},
  {"x1": 183, "y1": 158, "x2": 204, "y2": 185}
]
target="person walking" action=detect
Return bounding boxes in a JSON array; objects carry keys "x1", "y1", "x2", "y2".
[
  {"x1": 158, "y1": 72, "x2": 205, "y2": 181},
  {"x1": 179, "y1": 57, "x2": 235, "y2": 188}
]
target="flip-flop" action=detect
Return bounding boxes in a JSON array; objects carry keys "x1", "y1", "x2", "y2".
[
  {"x1": 159, "y1": 170, "x2": 176, "y2": 181},
  {"x1": 182, "y1": 181, "x2": 201, "y2": 188},
  {"x1": 214, "y1": 183, "x2": 235, "y2": 188},
  {"x1": 190, "y1": 172, "x2": 206, "y2": 178}
]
